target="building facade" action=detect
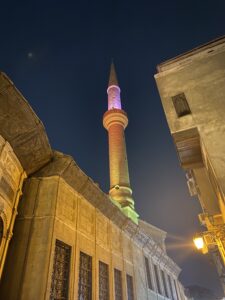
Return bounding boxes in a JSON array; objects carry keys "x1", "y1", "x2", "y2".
[
  {"x1": 155, "y1": 36, "x2": 225, "y2": 293},
  {"x1": 0, "y1": 68, "x2": 186, "y2": 299}
]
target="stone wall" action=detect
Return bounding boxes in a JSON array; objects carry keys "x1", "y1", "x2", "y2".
[{"x1": 0, "y1": 175, "x2": 185, "y2": 299}]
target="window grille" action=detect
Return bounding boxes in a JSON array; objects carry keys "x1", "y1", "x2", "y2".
[
  {"x1": 114, "y1": 269, "x2": 123, "y2": 300},
  {"x1": 0, "y1": 218, "x2": 3, "y2": 246},
  {"x1": 50, "y1": 240, "x2": 71, "y2": 300},
  {"x1": 0, "y1": 177, "x2": 14, "y2": 202},
  {"x1": 161, "y1": 270, "x2": 169, "y2": 298},
  {"x1": 144, "y1": 257, "x2": 153, "y2": 290},
  {"x1": 174, "y1": 280, "x2": 179, "y2": 300},
  {"x1": 153, "y1": 264, "x2": 162, "y2": 295},
  {"x1": 168, "y1": 275, "x2": 174, "y2": 300},
  {"x1": 99, "y1": 261, "x2": 109, "y2": 300},
  {"x1": 172, "y1": 93, "x2": 191, "y2": 117},
  {"x1": 78, "y1": 252, "x2": 92, "y2": 300},
  {"x1": 126, "y1": 274, "x2": 134, "y2": 300}
]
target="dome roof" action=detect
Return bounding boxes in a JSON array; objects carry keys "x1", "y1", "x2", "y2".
[{"x1": 0, "y1": 72, "x2": 52, "y2": 174}]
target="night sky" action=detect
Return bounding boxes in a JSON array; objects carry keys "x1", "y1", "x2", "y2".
[{"x1": 1, "y1": 0, "x2": 225, "y2": 296}]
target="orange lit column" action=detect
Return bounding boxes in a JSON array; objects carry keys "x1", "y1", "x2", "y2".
[{"x1": 103, "y1": 109, "x2": 134, "y2": 208}]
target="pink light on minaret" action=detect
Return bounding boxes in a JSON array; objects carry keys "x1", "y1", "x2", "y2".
[{"x1": 107, "y1": 63, "x2": 122, "y2": 110}]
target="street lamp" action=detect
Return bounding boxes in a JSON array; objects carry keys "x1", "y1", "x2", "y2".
[
  {"x1": 193, "y1": 226, "x2": 225, "y2": 261},
  {"x1": 193, "y1": 236, "x2": 204, "y2": 250},
  {"x1": 193, "y1": 234, "x2": 209, "y2": 255}
]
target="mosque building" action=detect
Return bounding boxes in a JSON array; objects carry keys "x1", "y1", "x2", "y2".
[{"x1": 0, "y1": 64, "x2": 187, "y2": 299}]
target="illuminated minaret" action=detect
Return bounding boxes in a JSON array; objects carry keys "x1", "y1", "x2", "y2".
[{"x1": 103, "y1": 63, "x2": 139, "y2": 224}]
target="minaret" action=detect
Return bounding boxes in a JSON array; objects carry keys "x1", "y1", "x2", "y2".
[{"x1": 103, "y1": 63, "x2": 139, "y2": 224}]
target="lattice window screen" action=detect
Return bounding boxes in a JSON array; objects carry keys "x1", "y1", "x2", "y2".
[
  {"x1": 0, "y1": 177, "x2": 14, "y2": 202},
  {"x1": 144, "y1": 257, "x2": 153, "y2": 290},
  {"x1": 168, "y1": 275, "x2": 175, "y2": 300},
  {"x1": 50, "y1": 240, "x2": 71, "y2": 300},
  {"x1": 114, "y1": 269, "x2": 123, "y2": 300},
  {"x1": 126, "y1": 274, "x2": 134, "y2": 300},
  {"x1": 174, "y1": 280, "x2": 179, "y2": 300},
  {"x1": 153, "y1": 264, "x2": 162, "y2": 295},
  {"x1": 99, "y1": 261, "x2": 109, "y2": 300},
  {"x1": 161, "y1": 270, "x2": 169, "y2": 298},
  {"x1": 78, "y1": 252, "x2": 92, "y2": 300}
]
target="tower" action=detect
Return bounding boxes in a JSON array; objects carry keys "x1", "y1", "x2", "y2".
[{"x1": 103, "y1": 63, "x2": 139, "y2": 224}]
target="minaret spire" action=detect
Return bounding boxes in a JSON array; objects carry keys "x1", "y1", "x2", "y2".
[
  {"x1": 108, "y1": 62, "x2": 119, "y2": 87},
  {"x1": 103, "y1": 63, "x2": 139, "y2": 224},
  {"x1": 107, "y1": 62, "x2": 121, "y2": 110}
]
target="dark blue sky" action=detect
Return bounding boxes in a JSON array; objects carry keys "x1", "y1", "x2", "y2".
[{"x1": 1, "y1": 0, "x2": 225, "y2": 296}]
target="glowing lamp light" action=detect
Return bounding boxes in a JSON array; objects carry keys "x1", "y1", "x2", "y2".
[{"x1": 193, "y1": 236, "x2": 204, "y2": 250}]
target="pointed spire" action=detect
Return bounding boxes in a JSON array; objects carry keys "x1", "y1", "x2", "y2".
[{"x1": 108, "y1": 62, "x2": 119, "y2": 87}]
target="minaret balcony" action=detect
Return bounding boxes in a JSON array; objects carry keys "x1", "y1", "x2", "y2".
[{"x1": 103, "y1": 109, "x2": 128, "y2": 130}]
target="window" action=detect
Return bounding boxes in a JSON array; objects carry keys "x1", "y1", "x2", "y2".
[
  {"x1": 126, "y1": 274, "x2": 134, "y2": 300},
  {"x1": 0, "y1": 177, "x2": 14, "y2": 202},
  {"x1": 114, "y1": 269, "x2": 123, "y2": 300},
  {"x1": 168, "y1": 275, "x2": 174, "y2": 300},
  {"x1": 50, "y1": 240, "x2": 71, "y2": 300},
  {"x1": 153, "y1": 264, "x2": 162, "y2": 295},
  {"x1": 172, "y1": 93, "x2": 191, "y2": 117},
  {"x1": 161, "y1": 270, "x2": 169, "y2": 298},
  {"x1": 144, "y1": 257, "x2": 153, "y2": 290},
  {"x1": 174, "y1": 280, "x2": 179, "y2": 300},
  {"x1": 78, "y1": 252, "x2": 92, "y2": 300},
  {"x1": 0, "y1": 218, "x2": 3, "y2": 246},
  {"x1": 99, "y1": 261, "x2": 109, "y2": 300}
]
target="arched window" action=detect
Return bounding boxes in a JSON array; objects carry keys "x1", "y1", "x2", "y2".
[{"x1": 0, "y1": 218, "x2": 3, "y2": 246}]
